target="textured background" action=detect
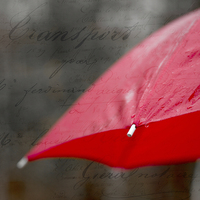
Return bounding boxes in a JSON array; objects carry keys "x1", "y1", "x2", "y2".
[{"x1": 1, "y1": 0, "x2": 200, "y2": 199}]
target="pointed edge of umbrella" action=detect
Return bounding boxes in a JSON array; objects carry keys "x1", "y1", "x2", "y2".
[
  {"x1": 25, "y1": 111, "x2": 200, "y2": 169},
  {"x1": 17, "y1": 157, "x2": 28, "y2": 169},
  {"x1": 127, "y1": 124, "x2": 136, "y2": 137}
]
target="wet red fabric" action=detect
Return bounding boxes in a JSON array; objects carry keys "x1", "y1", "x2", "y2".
[
  {"x1": 25, "y1": 9, "x2": 200, "y2": 168},
  {"x1": 28, "y1": 111, "x2": 200, "y2": 169}
]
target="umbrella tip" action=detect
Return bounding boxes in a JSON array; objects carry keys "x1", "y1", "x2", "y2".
[
  {"x1": 17, "y1": 157, "x2": 28, "y2": 169},
  {"x1": 127, "y1": 124, "x2": 136, "y2": 137}
]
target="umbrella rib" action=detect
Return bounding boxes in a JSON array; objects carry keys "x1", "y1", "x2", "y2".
[{"x1": 135, "y1": 17, "x2": 198, "y2": 125}]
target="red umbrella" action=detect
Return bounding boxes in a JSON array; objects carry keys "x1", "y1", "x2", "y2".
[{"x1": 18, "y1": 9, "x2": 200, "y2": 169}]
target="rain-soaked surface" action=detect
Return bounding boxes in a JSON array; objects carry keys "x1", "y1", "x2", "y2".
[{"x1": 1, "y1": 0, "x2": 200, "y2": 199}]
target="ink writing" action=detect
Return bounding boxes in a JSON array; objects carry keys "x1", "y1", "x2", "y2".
[{"x1": 15, "y1": 83, "x2": 86, "y2": 107}]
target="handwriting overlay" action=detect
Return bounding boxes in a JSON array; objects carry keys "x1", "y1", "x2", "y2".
[{"x1": 1, "y1": 0, "x2": 200, "y2": 200}]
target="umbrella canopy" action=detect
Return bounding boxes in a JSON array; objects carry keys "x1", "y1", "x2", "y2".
[{"x1": 18, "y1": 9, "x2": 200, "y2": 169}]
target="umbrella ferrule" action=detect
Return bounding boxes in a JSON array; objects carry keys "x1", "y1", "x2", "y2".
[
  {"x1": 127, "y1": 124, "x2": 136, "y2": 137},
  {"x1": 17, "y1": 157, "x2": 28, "y2": 169}
]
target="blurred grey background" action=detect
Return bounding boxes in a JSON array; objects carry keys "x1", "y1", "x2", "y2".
[{"x1": 1, "y1": 0, "x2": 200, "y2": 199}]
